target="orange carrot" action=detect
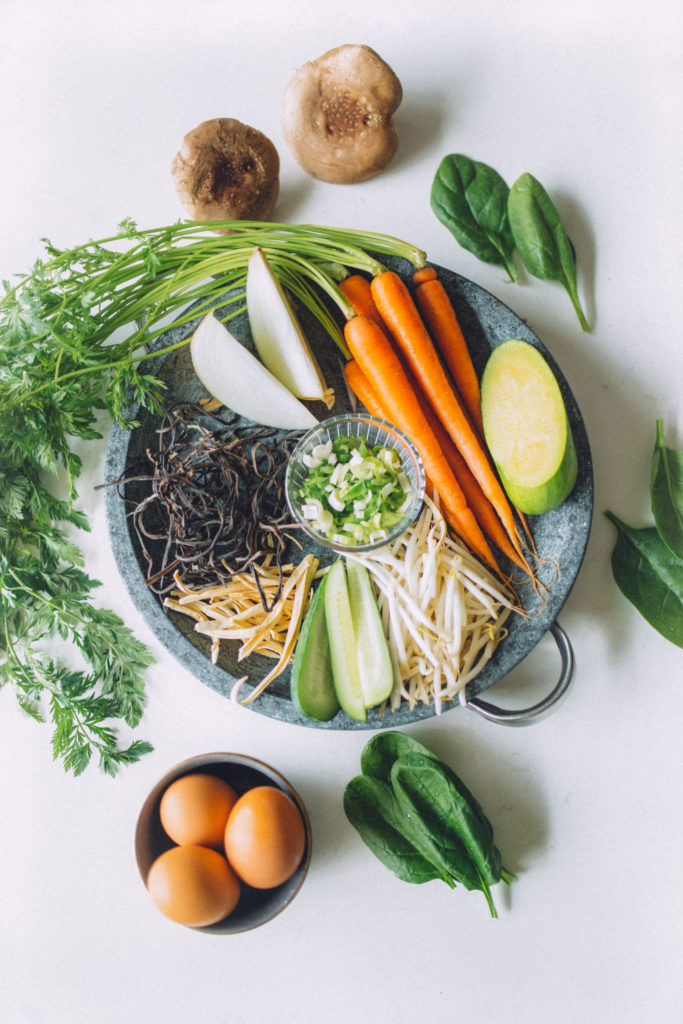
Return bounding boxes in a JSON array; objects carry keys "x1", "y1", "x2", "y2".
[
  {"x1": 348, "y1": 355, "x2": 527, "y2": 572},
  {"x1": 339, "y1": 275, "x2": 386, "y2": 328},
  {"x1": 344, "y1": 315, "x2": 500, "y2": 573},
  {"x1": 411, "y1": 267, "x2": 484, "y2": 435},
  {"x1": 417, "y1": 393, "x2": 528, "y2": 571},
  {"x1": 370, "y1": 270, "x2": 525, "y2": 559},
  {"x1": 344, "y1": 358, "x2": 445, "y2": 508},
  {"x1": 343, "y1": 358, "x2": 389, "y2": 420},
  {"x1": 412, "y1": 267, "x2": 438, "y2": 285},
  {"x1": 342, "y1": 272, "x2": 530, "y2": 571}
]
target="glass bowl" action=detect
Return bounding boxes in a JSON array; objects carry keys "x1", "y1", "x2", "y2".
[{"x1": 285, "y1": 413, "x2": 426, "y2": 553}]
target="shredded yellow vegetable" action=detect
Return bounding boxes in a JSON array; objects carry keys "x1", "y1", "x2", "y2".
[
  {"x1": 164, "y1": 555, "x2": 319, "y2": 704},
  {"x1": 347, "y1": 497, "x2": 517, "y2": 713}
]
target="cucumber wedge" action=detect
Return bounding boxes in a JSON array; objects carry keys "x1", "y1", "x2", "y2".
[
  {"x1": 290, "y1": 575, "x2": 339, "y2": 721},
  {"x1": 481, "y1": 338, "x2": 578, "y2": 515},
  {"x1": 345, "y1": 561, "x2": 393, "y2": 708},
  {"x1": 324, "y1": 561, "x2": 366, "y2": 721},
  {"x1": 324, "y1": 560, "x2": 393, "y2": 721}
]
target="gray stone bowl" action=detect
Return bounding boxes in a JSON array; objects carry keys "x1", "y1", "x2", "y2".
[{"x1": 104, "y1": 258, "x2": 593, "y2": 728}]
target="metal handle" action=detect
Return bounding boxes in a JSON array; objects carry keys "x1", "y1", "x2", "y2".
[{"x1": 466, "y1": 621, "x2": 574, "y2": 726}]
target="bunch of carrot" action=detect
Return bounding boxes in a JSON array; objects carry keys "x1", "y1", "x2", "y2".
[{"x1": 339, "y1": 267, "x2": 533, "y2": 581}]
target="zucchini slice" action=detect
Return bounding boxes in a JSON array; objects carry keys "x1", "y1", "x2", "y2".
[{"x1": 481, "y1": 338, "x2": 577, "y2": 515}]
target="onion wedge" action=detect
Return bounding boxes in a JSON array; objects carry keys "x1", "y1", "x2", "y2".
[
  {"x1": 246, "y1": 247, "x2": 334, "y2": 407},
  {"x1": 190, "y1": 312, "x2": 317, "y2": 430}
]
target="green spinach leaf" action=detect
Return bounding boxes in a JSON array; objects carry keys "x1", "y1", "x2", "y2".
[
  {"x1": 345, "y1": 732, "x2": 515, "y2": 916},
  {"x1": 507, "y1": 172, "x2": 589, "y2": 331},
  {"x1": 605, "y1": 511, "x2": 683, "y2": 647},
  {"x1": 343, "y1": 774, "x2": 447, "y2": 885},
  {"x1": 359, "y1": 730, "x2": 436, "y2": 781},
  {"x1": 430, "y1": 154, "x2": 518, "y2": 281},
  {"x1": 390, "y1": 756, "x2": 484, "y2": 894},
  {"x1": 362, "y1": 734, "x2": 505, "y2": 883},
  {"x1": 651, "y1": 420, "x2": 683, "y2": 560}
]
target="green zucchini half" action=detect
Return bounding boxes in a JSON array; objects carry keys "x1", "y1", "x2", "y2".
[{"x1": 481, "y1": 338, "x2": 577, "y2": 515}]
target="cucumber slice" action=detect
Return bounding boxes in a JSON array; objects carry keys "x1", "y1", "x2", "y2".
[
  {"x1": 323, "y1": 560, "x2": 393, "y2": 721},
  {"x1": 290, "y1": 575, "x2": 339, "y2": 721},
  {"x1": 345, "y1": 561, "x2": 393, "y2": 708},
  {"x1": 324, "y1": 561, "x2": 366, "y2": 721},
  {"x1": 481, "y1": 338, "x2": 578, "y2": 515}
]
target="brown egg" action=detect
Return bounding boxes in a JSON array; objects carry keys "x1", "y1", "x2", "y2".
[
  {"x1": 224, "y1": 785, "x2": 306, "y2": 889},
  {"x1": 146, "y1": 845, "x2": 241, "y2": 927},
  {"x1": 159, "y1": 772, "x2": 238, "y2": 848}
]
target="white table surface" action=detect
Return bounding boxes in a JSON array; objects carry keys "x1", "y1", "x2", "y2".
[{"x1": 1, "y1": 2, "x2": 682, "y2": 1022}]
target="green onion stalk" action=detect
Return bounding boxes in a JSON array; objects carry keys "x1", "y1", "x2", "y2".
[{"x1": 1, "y1": 218, "x2": 426, "y2": 417}]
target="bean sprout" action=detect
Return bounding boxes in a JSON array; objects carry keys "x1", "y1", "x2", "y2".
[{"x1": 347, "y1": 497, "x2": 517, "y2": 711}]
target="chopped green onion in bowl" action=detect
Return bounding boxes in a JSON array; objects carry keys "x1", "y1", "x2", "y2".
[{"x1": 285, "y1": 414, "x2": 425, "y2": 552}]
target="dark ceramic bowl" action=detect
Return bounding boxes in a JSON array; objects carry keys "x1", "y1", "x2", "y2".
[{"x1": 135, "y1": 753, "x2": 311, "y2": 934}]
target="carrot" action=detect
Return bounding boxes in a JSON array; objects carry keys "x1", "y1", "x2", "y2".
[
  {"x1": 339, "y1": 275, "x2": 386, "y2": 328},
  {"x1": 342, "y1": 282, "x2": 443, "y2": 510},
  {"x1": 344, "y1": 315, "x2": 501, "y2": 573},
  {"x1": 411, "y1": 267, "x2": 484, "y2": 435},
  {"x1": 342, "y1": 272, "x2": 530, "y2": 571},
  {"x1": 341, "y1": 275, "x2": 525, "y2": 569},
  {"x1": 411, "y1": 269, "x2": 535, "y2": 555},
  {"x1": 345, "y1": 359, "x2": 440, "y2": 508},
  {"x1": 418, "y1": 395, "x2": 529, "y2": 571},
  {"x1": 348, "y1": 355, "x2": 528, "y2": 573},
  {"x1": 343, "y1": 358, "x2": 389, "y2": 420},
  {"x1": 345, "y1": 359, "x2": 441, "y2": 509},
  {"x1": 412, "y1": 267, "x2": 438, "y2": 285},
  {"x1": 370, "y1": 270, "x2": 525, "y2": 560}
]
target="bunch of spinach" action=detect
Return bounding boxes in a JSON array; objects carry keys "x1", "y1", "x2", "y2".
[
  {"x1": 605, "y1": 421, "x2": 683, "y2": 648},
  {"x1": 430, "y1": 155, "x2": 589, "y2": 331},
  {"x1": 344, "y1": 731, "x2": 514, "y2": 917}
]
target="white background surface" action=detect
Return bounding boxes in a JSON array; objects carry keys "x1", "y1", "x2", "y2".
[{"x1": 1, "y1": 2, "x2": 682, "y2": 1022}]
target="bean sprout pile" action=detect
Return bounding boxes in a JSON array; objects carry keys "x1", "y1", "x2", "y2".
[{"x1": 349, "y1": 497, "x2": 518, "y2": 712}]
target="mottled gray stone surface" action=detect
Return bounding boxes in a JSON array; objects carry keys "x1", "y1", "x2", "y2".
[{"x1": 104, "y1": 258, "x2": 593, "y2": 729}]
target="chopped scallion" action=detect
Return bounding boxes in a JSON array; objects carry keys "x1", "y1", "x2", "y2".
[{"x1": 297, "y1": 434, "x2": 415, "y2": 544}]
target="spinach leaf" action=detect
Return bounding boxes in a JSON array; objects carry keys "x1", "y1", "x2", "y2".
[
  {"x1": 359, "y1": 730, "x2": 436, "y2": 781},
  {"x1": 605, "y1": 511, "x2": 683, "y2": 647},
  {"x1": 390, "y1": 756, "x2": 484, "y2": 894},
  {"x1": 422, "y1": 756, "x2": 504, "y2": 885},
  {"x1": 651, "y1": 419, "x2": 683, "y2": 560},
  {"x1": 343, "y1": 774, "x2": 447, "y2": 885},
  {"x1": 430, "y1": 154, "x2": 518, "y2": 281},
  {"x1": 345, "y1": 732, "x2": 514, "y2": 916},
  {"x1": 362, "y1": 737, "x2": 501, "y2": 880},
  {"x1": 507, "y1": 172, "x2": 589, "y2": 331}
]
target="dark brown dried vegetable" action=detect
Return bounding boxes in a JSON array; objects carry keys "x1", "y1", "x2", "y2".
[{"x1": 108, "y1": 404, "x2": 304, "y2": 607}]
